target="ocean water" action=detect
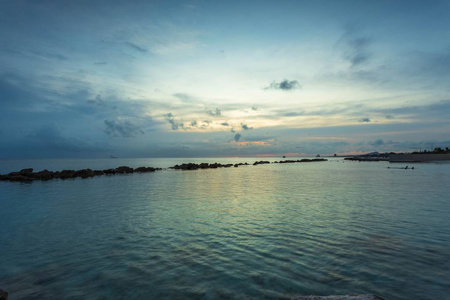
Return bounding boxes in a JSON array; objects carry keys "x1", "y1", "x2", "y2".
[{"x1": 1, "y1": 158, "x2": 449, "y2": 299}]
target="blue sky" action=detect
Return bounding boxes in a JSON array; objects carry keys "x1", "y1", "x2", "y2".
[{"x1": 1, "y1": 0, "x2": 449, "y2": 158}]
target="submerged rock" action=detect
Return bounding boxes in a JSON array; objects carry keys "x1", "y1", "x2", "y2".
[{"x1": 293, "y1": 294, "x2": 385, "y2": 300}]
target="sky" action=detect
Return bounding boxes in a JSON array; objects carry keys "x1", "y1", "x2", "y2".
[{"x1": 1, "y1": 0, "x2": 450, "y2": 158}]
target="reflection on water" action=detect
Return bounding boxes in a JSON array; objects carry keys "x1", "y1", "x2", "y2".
[{"x1": 1, "y1": 158, "x2": 450, "y2": 299}]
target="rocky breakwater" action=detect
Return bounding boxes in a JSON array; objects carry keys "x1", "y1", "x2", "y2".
[
  {"x1": 253, "y1": 160, "x2": 271, "y2": 165},
  {"x1": 169, "y1": 162, "x2": 249, "y2": 170},
  {"x1": 275, "y1": 158, "x2": 327, "y2": 163},
  {"x1": 0, "y1": 166, "x2": 162, "y2": 183}
]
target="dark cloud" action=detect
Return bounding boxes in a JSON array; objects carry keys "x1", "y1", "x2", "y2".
[
  {"x1": 252, "y1": 106, "x2": 258, "y2": 111},
  {"x1": 164, "y1": 113, "x2": 185, "y2": 130},
  {"x1": 205, "y1": 107, "x2": 221, "y2": 116},
  {"x1": 234, "y1": 133, "x2": 242, "y2": 142},
  {"x1": 370, "y1": 138, "x2": 385, "y2": 146},
  {"x1": 191, "y1": 120, "x2": 197, "y2": 126},
  {"x1": 86, "y1": 95, "x2": 116, "y2": 109},
  {"x1": 241, "y1": 123, "x2": 253, "y2": 130},
  {"x1": 359, "y1": 118, "x2": 371, "y2": 123},
  {"x1": 125, "y1": 42, "x2": 147, "y2": 53},
  {"x1": 386, "y1": 114, "x2": 394, "y2": 119},
  {"x1": 265, "y1": 79, "x2": 301, "y2": 91},
  {"x1": 221, "y1": 122, "x2": 229, "y2": 126},
  {"x1": 104, "y1": 119, "x2": 145, "y2": 137},
  {"x1": 338, "y1": 24, "x2": 372, "y2": 67},
  {"x1": 27, "y1": 123, "x2": 102, "y2": 153}
]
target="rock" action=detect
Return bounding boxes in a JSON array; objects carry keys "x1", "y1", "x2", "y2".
[
  {"x1": 115, "y1": 166, "x2": 134, "y2": 173},
  {"x1": 56, "y1": 170, "x2": 76, "y2": 179},
  {"x1": 292, "y1": 294, "x2": 385, "y2": 300},
  {"x1": 253, "y1": 160, "x2": 270, "y2": 165},
  {"x1": 103, "y1": 168, "x2": 116, "y2": 175},
  {"x1": 135, "y1": 167, "x2": 156, "y2": 173},
  {"x1": 8, "y1": 175, "x2": 34, "y2": 182},
  {"x1": 94, "y1": 170, "x2": 105, "y2": 176},
  {"x1": 32, "y1": 169, "x2": 54, "y2": 180},
  {"x1": 1, "y1": 165, "x2": 160, "y2": 182},
  {"x1": 75, "y1": 169, "x2": 95, "y2": 179},
  {"x1": 0, "y1": 288, "x2": 8, "y2": 300},
  {"x1": 19, "y1": 168, "x2": 33, "y2": 175}
]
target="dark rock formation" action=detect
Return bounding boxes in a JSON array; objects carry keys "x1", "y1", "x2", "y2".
[
  {"x1": 19, "y1": 168, "x2": 33, "y2": 175},
  {"x1": 253, "y1": 160, "x2": 271, "y2": 165},
  {"x1": 32, "y1": 169, "x2": 54, "y2": 180},
  {"x1": 293, "y1": 294, "x2": 385, "y2": 300},
  {"x1": 0, "y1": 165, "x2": 162, "y2": 182},
  {"x1": 170, "y1": 162, "x2": 234, "y2": 170},
  {"x1": 0, "y1": 289, "x2": 8, "y2": 300},
  {"x1": 134, "y1": 167, "x2": 158, "y2": 173},
  {"x1": 276, "y1": 158, "x2": 327, "y2": 164},
  {"x1": 1, "y1": 158, "x2": 327, "y2": 182},
  {"x1": 115, "y1": 166, "x2": 134, "y2": 174},
  {"x1": 234, "y1": 162, "x2": 249, "y2": 167}
]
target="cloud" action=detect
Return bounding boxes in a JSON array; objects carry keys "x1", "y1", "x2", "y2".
[
  {"x1": 241, "y1": 123, "x2": 253, "y2": 130},
  {"x1": 30, "y1": 50, "x2": 68, "y2": 61},
  {"x1": 94, "y1": 61, "x2": 108, "y2": 65},
  {"x1": 164, "y1": 113, "x2": 185, "y2": 130},
  {"x1": 27, "y1": 123, "x2": 102, "y2": 153},
  {"x1": 104, "y1": 119, "x2": 145, "y2": 137},
  {"x1": 252, "y1": 106, "x2": 258, "y2": 111},
  {"x1": 221, "y1": 122, "x2": 229, "y2": 126},
  {"x1": 234, "y1": 133, "x2": 241, "y2": 142},
  {"x1": 370, "y1": 138, "x2": 385, "y2": 146},
  {"x1": 386, "y1": 114, "x2": 394, "y2": 119},
  {"x1": 205, "y1": 107, "x2": 221, "y2": 116},
  {"x1": 87, "y1": 95, "x2": 117, "y2": 109},
  {"x1": 265, "y1": 79, "x2": 301, "y2": 91},
  {"x1": 125, "y1": 42, "x2": 147, "y2": 53},
  {"x1": 173, "y1": 93, "x2": 193, "y2": 102},
  {"x1": 359, "y1": 118, "x2": 371, "y2": 123},
  {"x1": 338, "y1": 24, "x2": 372, "y2": 67},
  {"x1": 233, "y1": 141, "x2": 271, "y2": 146}
]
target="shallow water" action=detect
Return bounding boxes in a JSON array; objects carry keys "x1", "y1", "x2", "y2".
[{"x1": 1, "y1": 158, "x2": 449, "y2": 299}]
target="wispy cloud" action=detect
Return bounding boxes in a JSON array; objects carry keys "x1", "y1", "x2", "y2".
[
  {"x1": 104, "y1": 119, "x2": 145, "y2": 138},
  {"x1": 125, "y1": 42, "x2": 147, "y2": 53},
  {"x1": 205, "y1": 107, "x2": 221, "y2": 116},
  {"x1": 338, "y1": 24, "x2": 372, "y2": 67},
  {"x1": 87, "y1": 95, "x2": 117, "y2": 110}
]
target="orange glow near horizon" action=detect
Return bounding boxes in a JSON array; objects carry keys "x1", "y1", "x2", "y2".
[{"x1": 230, "y1": 141, "x2": 271, "y2": 146}]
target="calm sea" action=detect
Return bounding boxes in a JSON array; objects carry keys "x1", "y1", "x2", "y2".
[{"x1": 1, "y1": 158, "x2": 449, "y2": 299}]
